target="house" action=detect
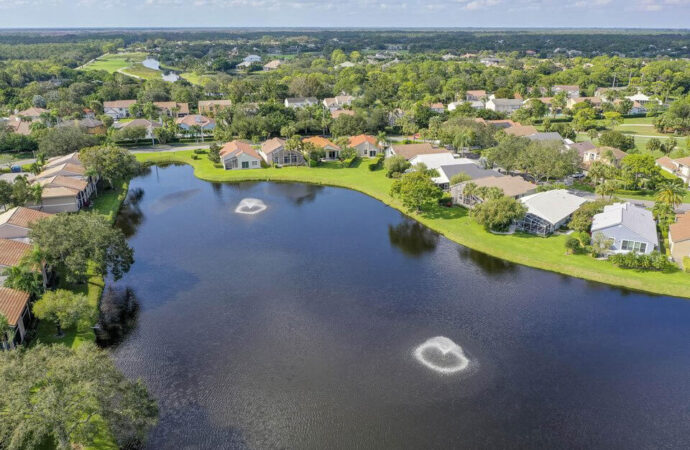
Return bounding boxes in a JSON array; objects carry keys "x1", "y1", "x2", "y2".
[
  {"x1": 0, "y1": 207, "x2": 52, "y2": 243},
  {"x1": 198, "y1": 100, "x2": 232, "y2": 114},
  {"x1": 386, "y1": 143, "x2": 449, "y2": 160},
  {"x1": 526, "y1": 132, "x2": 564, "y2": 143},
  {"x1": 566, "y1": 141, "x2": 597, "y2": 159},
  {"x1": 303, "y1": 136, "x2": 341, "y2": 160},
  {"x1": 503, "y1": 125, "x2": 539, "y2": 137},
  {"x1": 465, "y1": 90, "x2": 487, "y2": 101},
  {"x1": 430, "y1": 103, "x2": 445, "y2": 114},
  {"x1": 175, "y1": 115, "x2": 216, "y2": 133},
  {"x1": 263, "y1": 60, "x2": 282, "y2": 71},
  {"x1": 34, "y1": 176, "x2": 91, "y2": 213},
  {"x1": 629, "y1": 101, "x2": 648, "y2": 115},
  {"x1": 348, "y1": 135, "x2": 380, "y2": 158},
  {"x1": 669, "y1": 212, "x2": 690, "y2": 266},
  {"x1": 449, "y1": 100, "x2": 483, "y2": 111},
  {"x1": 656, "y1": 156, "x2": 690, "y2": 186},
  {"x1": 15, "y1": 107, "x2": 47, "y2": 120},
  {"x1": 153, "y1": 102, "x2": 189, "y2": 117},
  {"x1": 57, "y1": 118, "x2": 106, "y2": 135},
  {"x1": 259, "y1": 138, "x2": 305, "y2": 166},
  {"x1": 103, "y1": 100, "x2": 137, "y2": 119},
  {"x1": 243, "y1": 54, "x2": 261, "y2": 63},
  {"x1": 323, "y1": 95, "x2": 354, "y2": 111},
  {"x1": 331, "y1": 109, "x2": 355, "y2": 119},
  {"x1": 582, "y1": 146, "x2": 627, "y2": 169},
  {"x1": 0, "y1": 287, "x2": 31, "y2": 347},
  {"x1": 515, "y1": 189, "x2": 588, "y2": 235},
  {"x1": 451, "y1": 175, "x2": 538, "y2": 207},
  {"x1": 3, "y1": 116, "x2": 32, "y2": 135},
  {"x1": 591, "y1": 202, "x2": 659, "y2": 254},
  {"x1": 567, "y1": 97, "x2": 603, "y2": 109},
  {"x1": 220, "y1": 140, "x2": 263, "y2": 170},
  {"x1": 437, "y1": 163, "x2": 503, "y2": 190},
  {"x1": 114, "y1": 118, "x2": 161, "y2": 140},
  {"x1": 626, "y1": 92, "x2": 657, "y2": 105},
  {"x1": 0, "y1": 238, "x2": 32, "y2": 285},
  {"x1": 485, "y1": 98, "x2": 523, "y2": 114},
  {"x1": 552, "y1": 85, "x2": 580, "y2": 98},
  {"x1": 409, "y1": 152, "x2": 462, "y2": 170},
  {"x1": 284, "y1": 97, "x2": 318, "y2": 109}
]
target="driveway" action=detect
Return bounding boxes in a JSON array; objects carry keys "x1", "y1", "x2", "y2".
[{"x1": 573, "y1": 190, "x2": 690, "y2": 213}]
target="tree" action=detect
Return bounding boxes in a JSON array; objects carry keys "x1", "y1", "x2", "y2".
[
  {"x1": 569, "y1": 199, "x2": 611, "y2": 232},
  {"x1": 384, "y1": 154, "x2": 411, "y2": 177},
  {"x1": 29, "y1": 212, "x2": 134, "y2": 284},
  {"x1": 598, "y1": 130, "x2": 635, "y2": 151},
  {"x1": 646, "y1": 137, "x2": 663, "y2": 153},
  {"x1": 591, "y1": 232, "x2": 614, "y2": 257},
  {"x1": 79, "y1": 145, "x2": 140, "y2": 189},
  {"x1": 0, "y1": 313, "x2": 10, "y2": 350},
  {"x1": 471, "y1": 195, "x2": 527, "y2": 232},
  {"x1": 0, "y1": 343, "x2": 158, "y2": 449},
  {"x1": 38, "y1": 126, "x2": 98, "y2": 157},
  {"x1": 33, "y1": 289, "x2": 94, "y2": 336},
  {"x1": 595, "y1": 180, "x2": 619, "y2": 200},
  {"x1": 390, "y1": 170, "x2": 442, "y2": 212},
  {"x1": 9, "y1": 176, "x2": 42, "y2": 208},
  {"x1": 208, "y1": 142, "x2": 221, "y2": 163},
  {"x1": 615, "y1": 98, "x2": 633, "y2": 115},
  {"x1": 449, "y1": 172, "x2": 472, "y2": 185},
  {"x1": 653, "y1": 95, "x2": 690, "y2": 134},
  {"x1": 620, "y1": 153, "x2": 661, "y2": 190},
  {"x1": 655, "y1": 181, "x2": 686, "y2": 208},
  {"x1": 0, "y1": 180, "x2": 12, "y2": 209},
  {"x1": 603, "y1": 111, "x2": 623, "y2": 128}
]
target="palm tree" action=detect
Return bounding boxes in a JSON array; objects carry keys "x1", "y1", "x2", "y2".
[
  {"x1": 453, "y1": 129, "x2": 473, "y2": 157},
  {"x1": 655, "y1": 181, "x2": 686, "y2": 208},
  {"x1": 595, "y1": 180, "x2": 619, "y2": 200},
  {"x1": 462, "y1": 181, "x2": 478, "y2": 206},
  {"x1": 0, "y1": 313, "x2": 10, "y2": 350}
]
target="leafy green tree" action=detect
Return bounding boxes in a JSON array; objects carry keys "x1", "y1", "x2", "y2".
[
  {"x1": 598, "y1": 130, "x2": 635, "y2": 151},
  {"x1": 646, "y1": 137, "x2": 663, "y2": 153},
  {"x1": 33, "y1": 289, "x2": 94, "y2": 336},
  {"x1": 79, "y1": 145, "x2": 140, "y2": 189},
  {"x1": 38, "y1": 126, "x2": 98, "y2": 157},
  {"x1": 615, "y1": 98, "x2": 633, "y2": 115},
  {"x1": 595, "y1": 180, "x2": 619, "y2": 200},
  {"x1": 471, "y1": 195, "x2": 527, "y2": 232},
  {"x1": 0, "y1": 343, "x2": 158, "y2": 449},
  {"x1": 620, "y1": 153, "x2": 661, "y2": 190},
  {"x1": 383, "y1": 154, "x2": 411, "y2": 178},
  {"x1": 0, "y1": 313, "x2": 10, "y2": 350},
  {"x1": 29, "y1": 212, "x2": 134, "y2": 284},
  {"x1": 0, "y1": 180, "x2": 12, "y2": 209},
  {"x1": 208, "y1": 142, "x2": 221, "y2": 163},
  {"x1": 569, "y1": 199, "x2": 611, "y2": 232},
  {"x1": 390, "y1": 170, "x2": 442, "y2": 212},
  {"x1": 591, "y1": 232, "x2": 614, "y2": 257},
  {"x1": 449, "y1": 172, "x2": 472, "y2": 185},
  {"x1": 604, "y1": 111, "x2": 623, "y2": 128}
]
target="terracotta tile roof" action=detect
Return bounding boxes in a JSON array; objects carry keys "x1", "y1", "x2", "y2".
[
  {"x1": 331, "y1": 109, "x2": 355, "y2": 119},
  {"x1": 261, "y1": 138, "x2": 286, "y2": 155},
  {"x1": 175, "y1": 115, "x2": 215, "y2": 127},
  {"x1": 674, "y1": 156, "x2": 690, "y2": 167},
  {"x1": 0, "y1": 207, "x2": 52, "y2": 229},
  {"x1": 593, "y1": 146, "x2": 628, "y2": 161},
  {"x1": 220, "y1": 140, "x2": 261, "y2": 159},
  {"x1": 472, "y1": 175, "x2": 538, "y2": 198},
  {"x1": 41, "y1": 186, "x2": 81, "y2": 199},
  {"x1": 466, "y1": 90, "x2": 486, "y2": 97},
  {"x1": 656, "y1": 156, "x2": 678, "y2": 172},
  {"x1": 198, "y1": 100, "x2": 232, "y2": 109},
  {"x1": 103, "y1": 100, "x2": 137, "y2": 109},
  {"x1": 38, "y1": 175, "x2": 88, "y2": 191},
  {"x1": 5, "y1": 117, "x2": 32, "y2": 135},
  {"x1": 0, "y1": 239, "x2": 31, "y2": 267},
  {"x1": 348, "y1": 134, "x2": 377, "y2": 147},
  {"x1": 670, "y1": 213, "x2": 690, "y2": 242},
  {"x1": 263, "y1": 60, "x2": 282, "y2": 70},
  {"x1": 0, "y1": 287, "x2": 30, "y2": 326},
  {"x1": 32, "y1": 163, "x2": 86, "y2": 181},
  {"x1": 503, "y1": 125, "x2": 538, "y2": 137},
  {"x1": 17, "y1": 107, "x2": 47, "y2": 117},
  {"x1": 390, "y1": 143, "x2": 449, "y2": 160},
  {"x1": 303, "y1": 136, "x2": 340, "y2": 150}
]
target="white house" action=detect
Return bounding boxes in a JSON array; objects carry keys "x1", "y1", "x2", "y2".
[
  {"x1": 175, "y1": 115, "x2": 216, "y2": 133},
  {"x1": 656, "y1": 156, "x2": 690, "y2": 186},
  {"x1": 284, "y1": 97, "x2": 318, "y2": 109},
  {"x1": 220, "y1": 140, "x2": 263, "y2": 170},
  {"x1": 552, "y1": 85, "x2": 580, "y2": 98},
  {"x1": 515, "y1": 189, "x2": 588, "y2": 235},
  {"x1": 323, "y1": 95, "x2": 354, "y2": 111},
  {"x1": 348, "y1": 135, "x2": 381, "y2": 158},
  {"x1": 591, "y1": 202, "x2": 659, "y2": 254},
  {"x1": 103, "y1": 100, "x2": 137, "y2": 119},
  {"x1": 260, "y1": 138, "x2": 305, "y2": 166},
  {"x1": 486, "y1": 98, "x2": 523, "y2": 114},
  {"x1": 303, "y1": 136, "x2": 341, "y2": 160},
  {"x1": 243, "y1": 54, "x2": 262, "y2": 63}
]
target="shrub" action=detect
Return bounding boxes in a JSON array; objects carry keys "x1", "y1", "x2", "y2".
[
  {"x1": 609, "y1": 251, "x2": 675, "y2": 272},
  {"x1": 384, "y1": 155, "x2": 410, "y2": 177},
  {"x1": 193, "y1": 149, "x2": 206, "y2": 155},
  {"x1": 684, "y1": 257, "x2": 690, "y2": 273},
  {"x1": 369, "y1": 154, "x2": 385, "y2": 171},
  {"x1": 565, "y1": 237, "x2": 581, "y2": 254}
]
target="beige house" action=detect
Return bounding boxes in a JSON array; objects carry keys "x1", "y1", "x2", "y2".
[
  {"x1": 386, "y1": 143, "x2": 449, "y2": 160},
  {"x1": 582, "y1": 146, "x2": 628, "y2": 169},
  {"x1": 0, "y1": 207, "x2": 52, "y2": 243},
  {"x1": 303, "y1": 136, "x2": 341, "y2": 160},
  {"x1": 198, "y1": 100, "x2": 232, "y2": 115},
  {"x1": 35, "y1": 176, "x2": 90, "y2": 213},
  {"x1": 259, "y1": 138, "x2": 305, "y2": 166},
  {"x1": 220, "y1": 140, "x2": 263, "y2": 170},
  {"x1": 669, "y1": 212, "x2": 690, "y2": 267},
  {"x1": 0, "y1": 287, "x2": 31, "y2": 347},
  {"x1": 348, "y1": 135, "x2": 380, "y2": 158},
  {"x1": 451, "y1": 175, "x2": 538, "y2": 208},
  {"x1": 656, "y1": 156, "x2": 690, "y2": 186}
]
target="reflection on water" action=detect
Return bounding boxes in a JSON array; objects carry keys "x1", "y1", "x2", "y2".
[
  {"x1": 96, "y1": 286, "x2": 140, "y2": 347},
  {"x1": 110, "y1": 165, "x2": 690, "y2": 450},
  {"x1": 388, "y1": 220, "x2": 439, "y2": 257},
  {"x1": 457, "y1": 246, "x2": 517, "y2": 277},
  {"x1": 115, "y1": 188, "x2": 145, "y2": 238}
]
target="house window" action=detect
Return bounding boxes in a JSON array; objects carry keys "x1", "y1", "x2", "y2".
[
  {"x1": 284, "y1": 155, "x2": 291, "y2": 164},
  {"x1": 241, "y1": 161, "x2": 249, "y2": 169},
  {"x1": 252, "y1": 161, "x2": 258, "y2": 166},
  {"x1": 370, "y1": 151, "x2": 377, "y2": 157},
  {"x1": 621, "y1": 240, "x2": 647, "y2": 252}
]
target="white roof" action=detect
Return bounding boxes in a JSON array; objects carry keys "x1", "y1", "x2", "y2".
[
  {"x1": 519, "y1": 189, "x2": 588, "y2": 225},
  {"x1": 410, "y1": 153, "x2": 469, "y2": 170},
  {"x1": 626, "y1": 92, "x2": 650, "y2": 102},
  {"x1": 591, "y1": 202, "x2": 659, "y2": 246}
]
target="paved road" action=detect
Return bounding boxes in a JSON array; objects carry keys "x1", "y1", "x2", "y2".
[{"x1": 574, "y1": 190, "x2": 690, "y2": 213}]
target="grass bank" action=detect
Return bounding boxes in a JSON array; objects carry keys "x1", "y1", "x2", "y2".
[{"x1": 135, "y1": 150, "x2": 690, "y2": 299}]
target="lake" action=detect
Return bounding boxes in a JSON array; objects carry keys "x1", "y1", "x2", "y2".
[
  {"x1": 141, "y1": 57, "x2": 179, "y2": 82},
  {"x1": 109, "y1": 164, "x2": 690, "y2": 449}
]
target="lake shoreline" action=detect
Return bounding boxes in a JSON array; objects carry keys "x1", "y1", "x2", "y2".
[{"x1": 133, "y1": 150, "x2": 690, "y2": 300}]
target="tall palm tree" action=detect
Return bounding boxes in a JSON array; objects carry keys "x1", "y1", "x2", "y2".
[
  {"x1": 462, "y1": 181, "x2": 478, "y2": 205},
  {"x1": 655, "y1": 181, "x2": 686, "y2": 208}
]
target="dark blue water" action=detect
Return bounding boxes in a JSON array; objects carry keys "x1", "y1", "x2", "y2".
[{"x1": 110, "y1": 164, "x2": 690, "y2": 449}]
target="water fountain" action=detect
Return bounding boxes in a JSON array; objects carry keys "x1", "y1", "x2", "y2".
[
  {"x1": 413, "y1": 336, "x2": 471, "y2": 374},
  {"x1": 235, "y1": 198, "x2": 268, "y2": 215}
]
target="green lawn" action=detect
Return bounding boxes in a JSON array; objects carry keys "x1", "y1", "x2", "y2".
[
  {"x1": 180, "y1": 72, "x2": 212, "y2": 85},
  {"x1": 120, "y1": 63, "x2": 162, "y2": 80},
  {"x1": 80, "y1": 52, "x2": 147, "y2": 74},
  {"x1": 136, "y1": 151, "x2": 690, "y2": 299}
]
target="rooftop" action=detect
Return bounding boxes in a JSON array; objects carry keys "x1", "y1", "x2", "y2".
[
  {"x1": 592, "y1": 202, "x2": 659, "y2": 247},
  {"x1": 0, "y1": 287, "x2": 30, "y2": 327},
  {"x1": 520, "y1": 189, "x2": 588, "y2": 225}
]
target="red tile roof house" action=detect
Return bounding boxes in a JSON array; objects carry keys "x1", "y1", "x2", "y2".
[
  {"x1": 153, "y1": 102, "x2": 189, "y2": 118},
  {"x1": 303, "y1": 136, "x2": 341, "y2": 160},
  {"x1": 0, "y1": 207, "x2": 52, "y2": 243},
  {"x1": 386, "y1": 143, "x2": 450, "y2": 160},
  {"x1": 0, "y1": 238, "x2": 47, "y2": 297},
  {"x1": 259, "y1": 138, "x2": 305, "y2": 166},
  {"x1": 175, "y1": 115, "x2": 216, "y2": 135},
  {"x1": 348, "y1": 135, "x2": 381, "y2": 158},
  {"x1": 0, "y1": 286, "x2": 32, "y2": 348},
  {"x1": 220, "y1": 140, "x2": 263, "y2": 170}
]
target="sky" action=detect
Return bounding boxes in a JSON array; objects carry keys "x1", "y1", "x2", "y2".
[{"x1": 0, "y1": 0, "x2": 689, "y2": 29}]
